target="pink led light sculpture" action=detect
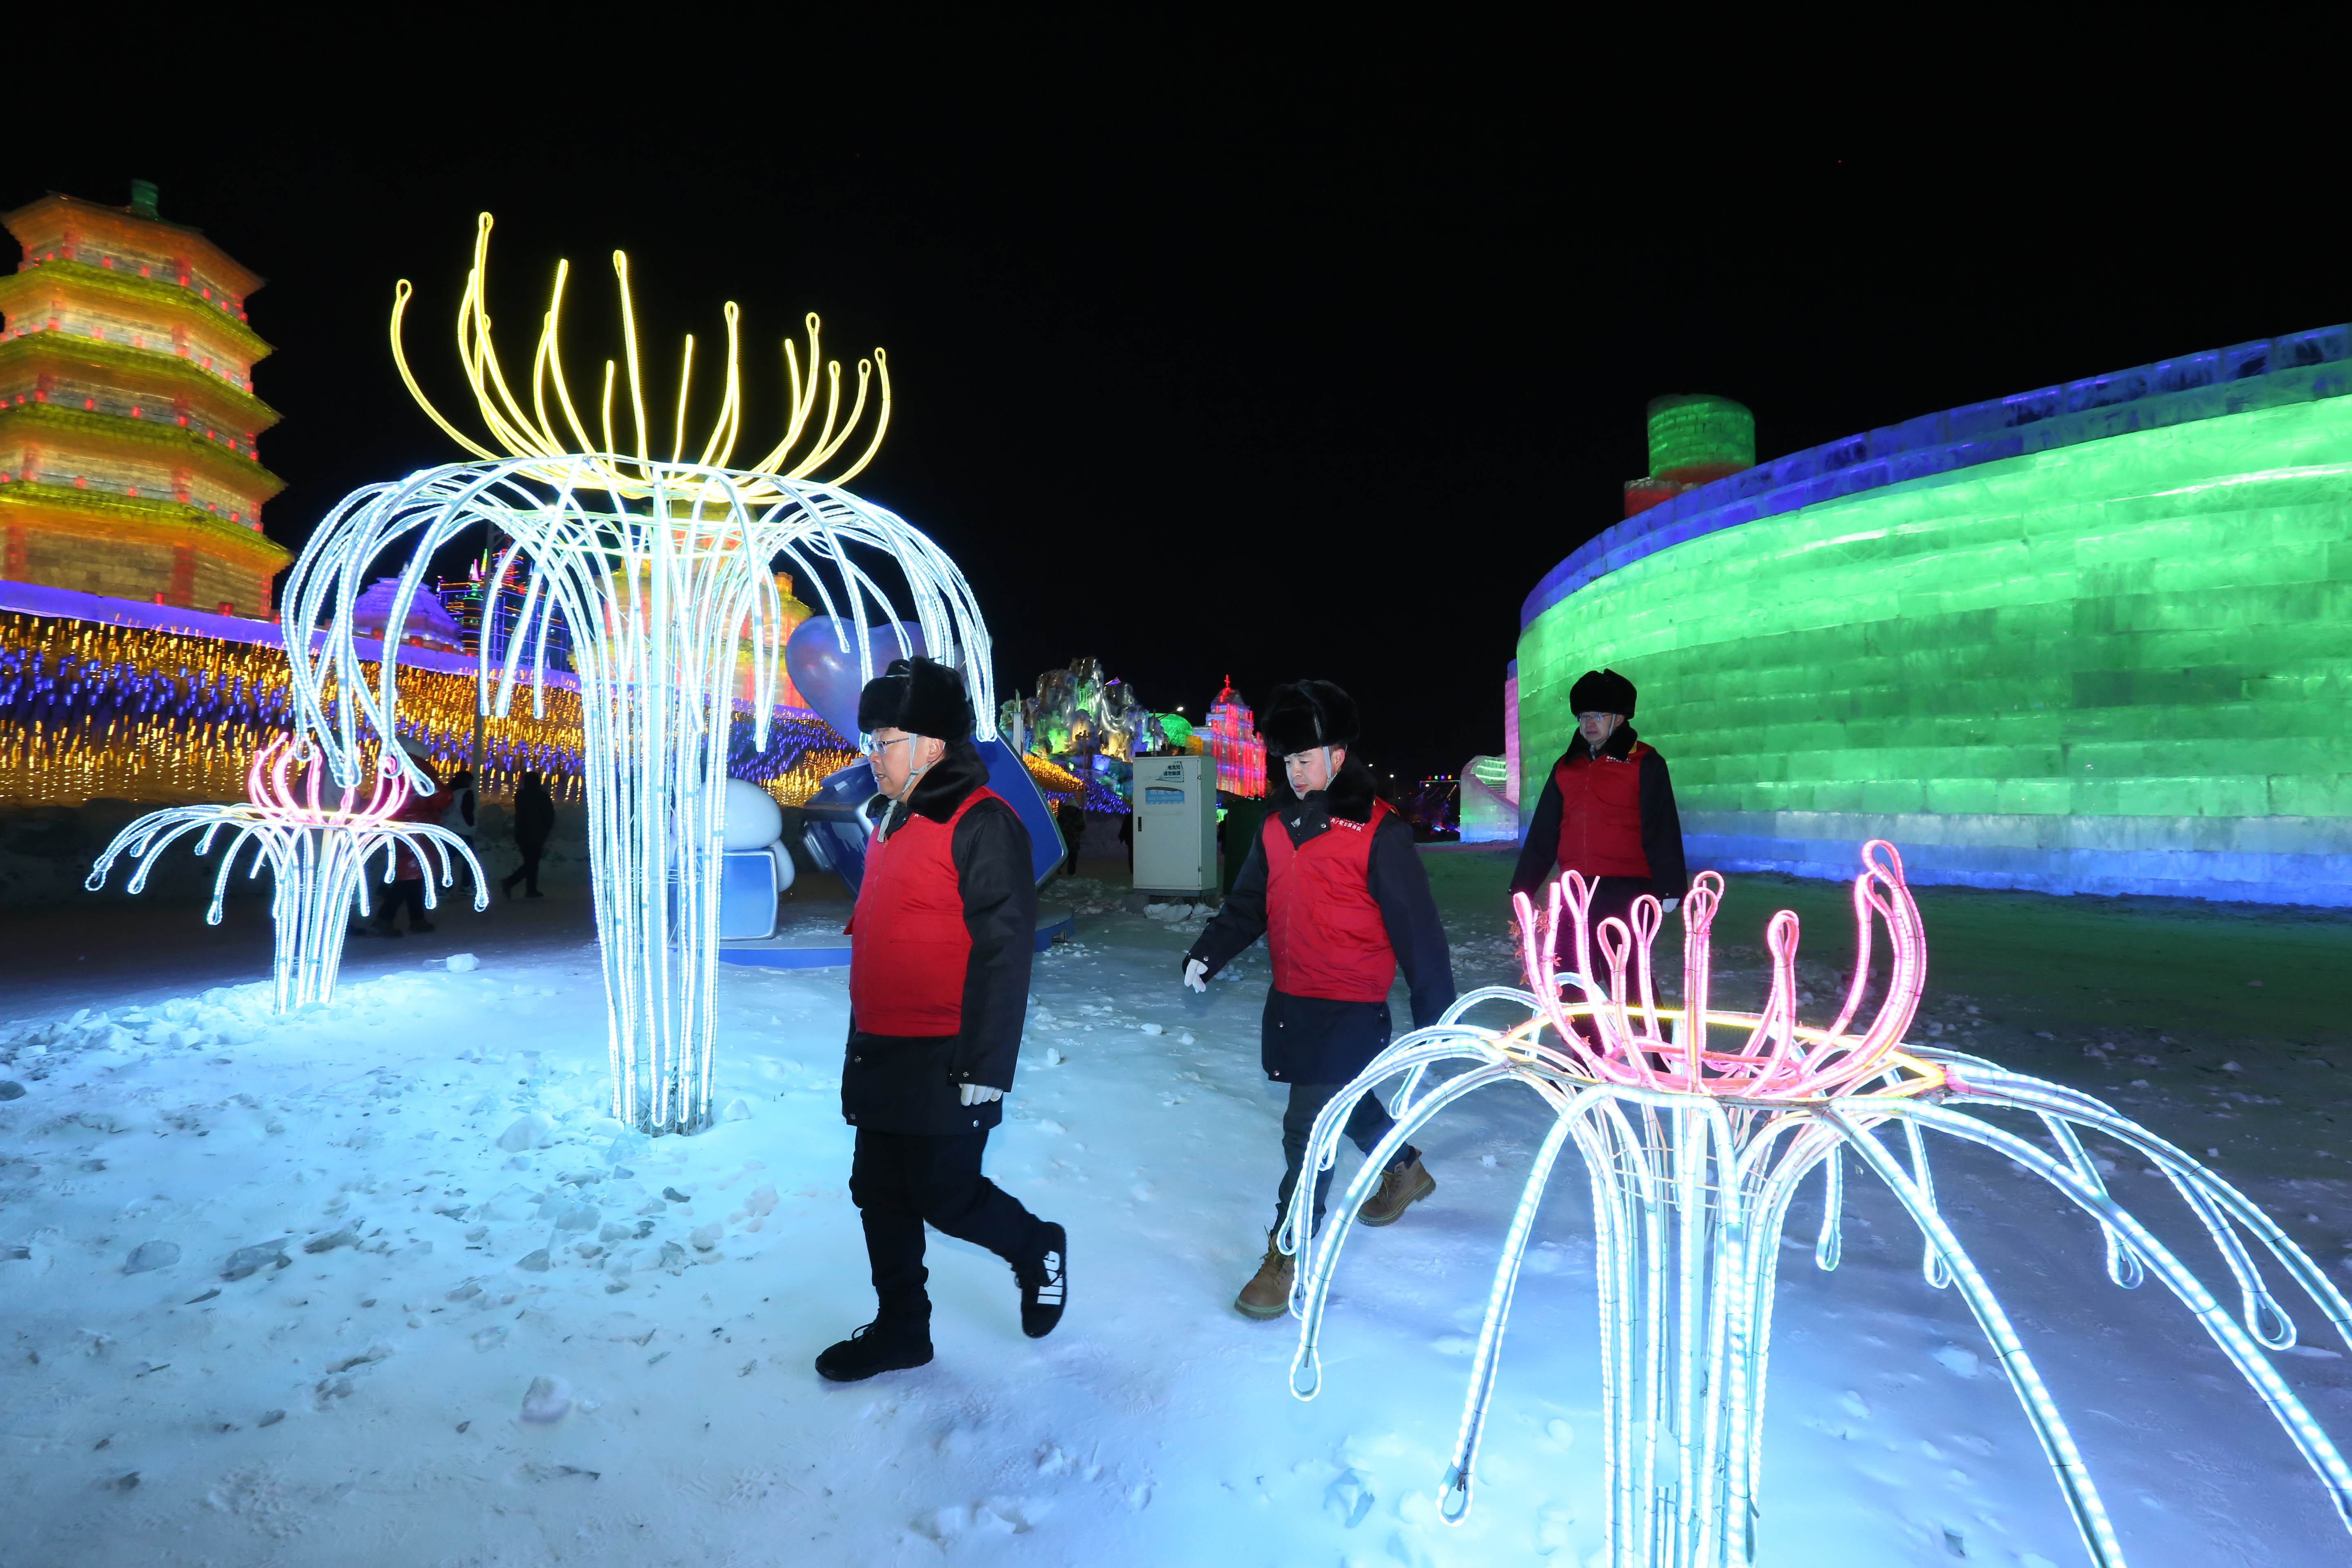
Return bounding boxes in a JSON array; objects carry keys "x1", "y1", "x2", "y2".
[
  {"x1": 1285, "y1": 841, "x2": 2352, "y2": 1566},
  {"x1": 87, "y1": 737, "x2": 487, "y2": 1011}
]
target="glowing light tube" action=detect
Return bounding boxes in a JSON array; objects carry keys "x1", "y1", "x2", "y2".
[
  {"x1": 86, "y1": 736, "x2": 486, "y2": 1011},
  {"x1": 1281, "y1": 840, "x2": 2352, "y2": 1566},
  {"x1": 278, "y1": 456, "x2": 996, "y2": 1134}
]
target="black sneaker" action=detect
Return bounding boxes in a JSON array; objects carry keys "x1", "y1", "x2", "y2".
[
  {"x1": 814, "y1": 1320, "x2": 933, "y2": 1383},
  {"x1": 1017, "y1": 1223, "x2": 1067, "y2": 1339}
]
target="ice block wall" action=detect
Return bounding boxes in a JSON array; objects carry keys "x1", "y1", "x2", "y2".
[{"x1": 1516, "y1": 329, "x2": 2352, "y2": 906}]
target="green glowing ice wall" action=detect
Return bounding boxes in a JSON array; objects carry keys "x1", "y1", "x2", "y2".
[
  {"x1": 1517, "y1": 396, "x2": 2352, "y2": 905},
  {"x1": 1647, "y1": 393, "x2": 1755, "y2": 481}
]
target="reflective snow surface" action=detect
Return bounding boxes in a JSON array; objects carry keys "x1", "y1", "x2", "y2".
[{"x1": 4, "y1": 853, "x2": 2350, "y2": 1566}]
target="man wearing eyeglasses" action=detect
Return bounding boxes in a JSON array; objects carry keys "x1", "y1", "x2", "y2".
[
  {"x1": 1179, "y1": 680, "x2": 1456, "y2": 1320},
  {"x1": 1510, "y1": 668, "x2": 1688, "y2": 945},
  {"x1": 815, "y1": 655, "x2": 1067, "y2": 1382}
]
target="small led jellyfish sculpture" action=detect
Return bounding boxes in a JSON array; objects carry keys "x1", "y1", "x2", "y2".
[
  {"x1": 279, "y1": 214, "x2": 996, "y2": 1134},
  {"x1": 1283, "y1": 842, "x2": 2352, "y2": 1566},
  {"x1": 85, "y1": 737, "x2": 486, "y2": 1011}
]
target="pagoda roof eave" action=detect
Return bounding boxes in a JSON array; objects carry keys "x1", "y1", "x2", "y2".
[
  {"x1": 0, "y1": 403, "x2": 287, "y2": 503},
  {"x1": 0, "y1": 261, "x2": 274, "y2": 365},
  {"x1": 1, "y1": 194, "x2": 266, "y2": 298},
  {"x1": 0, "y1": 336, "x2": 282, "y2": 432},
  {"x1": 0, "y1": 481, "x2": 292, "y2": 569}
]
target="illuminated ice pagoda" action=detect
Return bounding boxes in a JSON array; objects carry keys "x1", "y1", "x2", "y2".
[
  {"x1": 0, "y1": 182, "x2": 287, "y2": 616},
  {"x1": 1205, "y1": 675, "x2": 1266, "y2": 797}
]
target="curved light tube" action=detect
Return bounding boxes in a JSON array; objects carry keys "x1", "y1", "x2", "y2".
[
  {"x1": 86, "y1": 737, "x2": 487, "y2": 1011},
  {"x1": 1283, "y1": 841, "x2": 2352, "y2": 1566}
]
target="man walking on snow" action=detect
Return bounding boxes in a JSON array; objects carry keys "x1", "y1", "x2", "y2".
[
  {"x1": 1510, "y1": 667, "x2": 1688, "y2": 943},
  {"x1": 816, "y1": 656, "x2": 1068, "y2": 1381},
  {"x1": 1180, "y1": 680, "x2": 1456, "y2": 1320}
]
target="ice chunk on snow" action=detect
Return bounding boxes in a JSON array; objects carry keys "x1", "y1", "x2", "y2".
[
  {"x1": 122, "y1": 1241, "x2": 178, "y2": 1274},
  {"x1": 1932, "y1": 1344, "x2": 1981, "y2": 1378},
  {"x1": 722, "y1": 1098, "x2": 753, "y2": 1121},
  {"x1": 497, "y1": 1115, "x2": 552, "y2": 1152},
  {"x1": 519, "y1": 1375, "x2": 571, "y2": 1424},
  {"x1": 1323, "y1": 1468, "x2": 1374, "y2": 1528},
  {"x1": 445, "y1": 953, "x2": 480, "y2": 972},
  {"x1": 220, "y1": 1240, "x2": 290, "y2": 1280}
]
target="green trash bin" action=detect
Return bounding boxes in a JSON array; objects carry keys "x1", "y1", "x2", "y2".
[{"x1": 1220, "y1": 795, "x2": 1266, "y2": 895}]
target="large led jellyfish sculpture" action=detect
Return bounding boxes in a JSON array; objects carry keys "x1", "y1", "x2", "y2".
[
  {"x1": 85, "y1": 737, "x2": 486, "y2": 1012},
  {"x1": 279, "y1": 214, "x2": 1000, "y2": 1135},
  {"x1": 1283, "y1": 842, "x2": 2352, "y2": 1566}
]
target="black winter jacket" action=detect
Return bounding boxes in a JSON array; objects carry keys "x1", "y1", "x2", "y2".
[
  {"x1": 512, "y1": 782, "x2": 555, "y2": 849},
  {"x1": 1509, "y1": 723, "x2": 1689, "y2": 900},
  {"x1": 840, "y1": 739, "x2": 1037, "y2": 1136},
  {"x1": 1186, "y1": 761, "x2": 1456, "y2": 1085}
]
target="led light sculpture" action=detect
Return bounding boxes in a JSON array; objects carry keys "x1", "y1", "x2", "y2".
[
  {"x1": 280, "y1": 215, "x2": 996, "y2": 1134},
  {"x1": 85, "y1": 736, "x2": 486, "y2": 1011},
  {"x1": 1283, "y1": 842, "x2": 2352, "y2": 1566}
]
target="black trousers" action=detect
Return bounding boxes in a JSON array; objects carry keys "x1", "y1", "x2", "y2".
[
  {"x1": 1551, "y1": 875, "x2": 1655, "y2": 954},
  {"x1": 1552, "y1": 875, "x2": 1657, "y2": 1047},
  {"x1": 503, "y1": 843, "x2": 544, "y2": 895},
  {"x1": 1276, "y1": 1081, "x2": 1417, "y2": 1228},
  {"x1": 373, "y1": 880, "x2": 429, "y2": 930},
  {"x1": 849, "y1": 1128, "x2": 1046, "y2": 1328}
]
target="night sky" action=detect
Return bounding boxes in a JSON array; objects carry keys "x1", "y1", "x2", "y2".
[{"x1": 17, "y1": 27, "x2": 2341, "y2": 781}]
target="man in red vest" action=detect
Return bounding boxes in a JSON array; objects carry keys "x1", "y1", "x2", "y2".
[
  {"x1": 1510, "y1": 668, "x2": 1688, "y2": 944},
  {"x1": 1180, "y1": 680, "x2": 1457, "y2": 1319},
  {"x1": 816, "y1": 657, "x2": 1067, "y2": 1382}
]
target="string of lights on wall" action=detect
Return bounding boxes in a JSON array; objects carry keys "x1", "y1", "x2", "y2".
[{"x1": 0, "y1": 611, "x2": 850, "y2": 809}]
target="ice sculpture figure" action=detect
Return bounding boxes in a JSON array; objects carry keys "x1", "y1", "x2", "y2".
[
  {"x1": 279, "y1": 214, "x2": 996, "y2": 1134},
  {"x1": 85, "y1": 737, "x2": 486, "y2": 1011},
  {"x1": 1285, "y1": 842, "x2": 2352, "y2": 1566}
]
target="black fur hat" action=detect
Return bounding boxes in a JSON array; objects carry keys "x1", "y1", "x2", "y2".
[
  {"x1": 1260, "y1": 680, "x2": 1360, "y2": 757},
  {"x1": 1568, "y1": 668, "x2": 1637, "y2": 719},
  {"x1": 856, "y1": 655, "x2": 974, "y2": 742}
]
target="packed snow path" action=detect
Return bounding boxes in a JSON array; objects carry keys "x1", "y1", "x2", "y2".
[{"x1": 4, "y1": 851, "x2": 2351, "y2": 1566}]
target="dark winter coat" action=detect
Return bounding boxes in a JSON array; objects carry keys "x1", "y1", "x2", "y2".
[
  {"x1": 840, "y1": 737, "x2": 1037, "y2": 1136},
  {"x1": 1185, "y1": 758, "x2": 1456, "y2": 1085},
  {"x1": 1510, "y1": 722, "x2": 1688, "y2": 902},
  {"x1": 512, "y1": 778, "x2": 556, "y2": 849}
]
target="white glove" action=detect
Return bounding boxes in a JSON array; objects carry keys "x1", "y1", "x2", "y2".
[
  {"x1": 1183, "y1": 958, "x2": 1209, "y2": 993},
  {"x1": 959, "y1": 1082, "x2": 1004, "y2": 1107},
  {"x1": 1662, "y1": 898, "x2": 1680, "y2": 914}
]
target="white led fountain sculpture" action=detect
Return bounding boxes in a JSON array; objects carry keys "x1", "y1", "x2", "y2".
[
  {"x1": 85, "y1": 736, "x2": 486, "y2": 1011},
  {"x1": 1283, "y1": 841, "x2": 2352, "y2": 1566},
  {"x1": 279, "y1": 215, "x2": 996, "y2": 1134}
]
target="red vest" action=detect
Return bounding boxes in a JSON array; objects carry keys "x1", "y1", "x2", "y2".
[
  {"x1": 846, "y1": 788, "x2": 1003, "y2": 1036},
  {"x1": 1553, "y1": 743, "x2": 1653, "y2": 880},
  {"x1": 1263, "y1": 799, "x2": 1395, "y2": 1002}
]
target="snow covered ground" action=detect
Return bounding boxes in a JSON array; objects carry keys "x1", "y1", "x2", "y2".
[{"x1": 4, "y1": 849, "x2": 2351, "y2": 1567}]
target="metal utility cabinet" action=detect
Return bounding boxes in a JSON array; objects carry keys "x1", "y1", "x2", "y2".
[{"x1": 1131, "y1": 753, "x2": 1217, "y2": 895}]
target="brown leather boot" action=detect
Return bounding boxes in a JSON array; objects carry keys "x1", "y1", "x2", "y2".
[
  {"x1": 1234, "y1": 1232, "x2": 1295, "y2": 1320},
  {"x1": 1358, "y1": 1154, "x2": 1436, "y2": 1227}
]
